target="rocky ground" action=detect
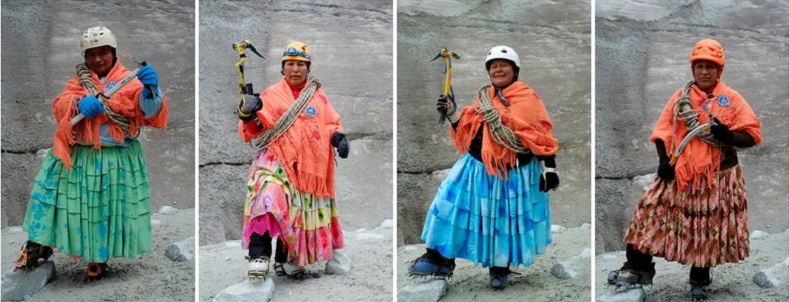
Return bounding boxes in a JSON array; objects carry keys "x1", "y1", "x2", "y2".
[
  {"x1": 596, "y1": 228, "x2": 789, "y2": 301},
  {"x1": 199, "y1": 221, "x2": 393, "y2": 301},
  {"x1": 1, "y1": 208, "x2": 195, "y2": 302},
  {"x1": 397, "y1": 225, "x2": 591, "y2": 302}
]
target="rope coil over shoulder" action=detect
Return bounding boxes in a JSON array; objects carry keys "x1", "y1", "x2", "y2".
[
  {"x1": 475, "y1": 85, "x2": 530, "y2": 154},
  {"x1": 251, "y1": 78, "x2": 321, "y2": 149},
  {"x1": 670, "y1": 80, "x2": 719, "y2": 154},
  {"x1": 76, "y1": 63, "x2": 139, "y2": 138}
]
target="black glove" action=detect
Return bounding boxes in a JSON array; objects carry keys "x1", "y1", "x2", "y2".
[
  {"x1": 710, "y1": 118, "x2": 733, "y2": 145},
  {"x1": 238, "y1": 94, "x2": 262, "y2": 121},
  {"x1": 657, "y1": 157, "x2": 675, "y2": 181},
  {"x1": 331, "y1": 132, "x2": 350, "y2": 159},
  {"x1": 539, "y1": 156, "x2": 560, "y2": 192},
  {"x1": 436, "y1": 96, "x2": 456, "y2": 115}
]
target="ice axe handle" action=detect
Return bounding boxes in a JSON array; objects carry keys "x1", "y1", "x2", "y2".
[
  {"x1": 437, "y1": 94, "x2": 455, "y2": 125},
  {"x1": 70, "y1": 65, "x2": 142, "y2": 125},
  {"x1": 241, "y1": 83, "x2": 255, "y2": 95}
]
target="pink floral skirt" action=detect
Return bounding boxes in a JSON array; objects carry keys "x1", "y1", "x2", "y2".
[
  {"x1": 241, "y1": 150, "x2": 344, "y2": 266},
  {"x1": 624, "y1": 165, "x2": 749, "y2": 267}
]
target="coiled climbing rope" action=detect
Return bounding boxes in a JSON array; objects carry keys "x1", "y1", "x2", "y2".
[
  {"x1": 76, "y1": 63, "x2": 139, "y2": 138},
  {"x1": 671, "y1": 80, "x2": 718, "y2": 154},
  {"x1": 474, "y1": 85, "x2": 530, "y2": 154},
  {"x1": 251, "y1": 78, "x2": 321, "y2": 149}
]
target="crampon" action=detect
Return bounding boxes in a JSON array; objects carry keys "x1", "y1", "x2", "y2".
[
  {"x1": 407, "y1": 254, "x2": 456, "y2": 279},
  {"x1": 689, "y1": 277, "x2": 711, "y2": 301},
  {"x1": 14, "y1": 241, "x2": 54, "y2": 271},
  {"x1": 84, "y1": 262, "x2": 110, "y2": 282},
  {"x1": 246, "y1": 256, "x2": 271, "y2": 279},
  {"x1": 274, "y1": 262, "x2": 318, "y2": 280},
  {"x1": 489, "y1": 266, "x2": 520, "y2": 291},
  {"x1": 607, "y1": 262, "x2": 656, "y2": 287},
  {"x1": 690, "y1": 284, "x2": 708, "y2": 301}
]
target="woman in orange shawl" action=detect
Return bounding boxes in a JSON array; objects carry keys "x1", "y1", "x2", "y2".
[
  {"x1": 408, "y1": 46, "x2": 560, "y2": 290},
  {"x1": 236, "y1": 42, "x2": 348, "y2": 279},
  {"x1": 608, "y1": 39, "x2": 761, "y2": 300},
  {"x1": 17, "y1": 26, "x2": 168, "y2": 279}
]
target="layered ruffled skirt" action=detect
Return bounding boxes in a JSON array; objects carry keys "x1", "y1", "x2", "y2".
[
  {"x1": 420, "y1": 154, "x2": 552, "y2": 268},
  {"x1": 241, "y1": 150, "x2": 344, "y2": 266},
  {"x1": 623, "y1": 165, "x2": 749, "y2": 267},
  {"x1": 23, "y1": 141, "x2": 152, "y2": 263}
]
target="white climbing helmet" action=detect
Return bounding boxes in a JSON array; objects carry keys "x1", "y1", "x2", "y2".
[
  {"x1": 80, "y1": 26, "x2": 117, "y2": 53},
  {"x1": 485, "y1": 45, "x2": 520, "y2": 69}
]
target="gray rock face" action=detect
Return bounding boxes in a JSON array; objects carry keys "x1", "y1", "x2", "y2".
[
  {"x1": 397, "y1": 279, "x2": 448, "y2": 302},
  {"x1": 1, "y1": 0, "x2": 196, "y2": 228},
  {"x1": 1, "y1": 262, "x2": 57, "y2": 301},
  {"x1": 199, "y1": 0, "x2": 393, "y2": 246},
  {"x1": 213, "y1": 278, "x2": 275, "y2": 302},
  {"x1": 397, "y1": 0, "x2": 592, "y2": 245},
  {"x1": 596, "y1": 287, "x2": 646, "y2": 302},
  {"x1": 165, "y1": 236, "x2": 195, "y2": 262},
  {"x1": 595, "y1": 0, "x2": 789, "y2": 254}
]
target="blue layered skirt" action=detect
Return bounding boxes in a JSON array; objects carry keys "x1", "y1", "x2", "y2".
[
  {"x1": 23, "y1": 141, "x2": 153, "y2": 263},
  {"x1": 420, "y1": 153, "x2": 551, "y2": 268}
]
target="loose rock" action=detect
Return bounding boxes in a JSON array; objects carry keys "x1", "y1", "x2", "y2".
[
  {"x1": 397, "y1": 279, "x2": 448, "y2": 302},
  {"x1": 213, "y1": 278, "x2": 275, "y2": 302},
  {"x1": 325, "y1": 249, "x2": 351, "y2": 275},
  {"x1": 166, "y1": 236, "x2": 195, "y2": 262},
  {"x1": 1, "y1": 262, "x2": 57, "y2": 301},
  {"x1": 596, "y1": 287, "x2": 646, "y2": 302}
]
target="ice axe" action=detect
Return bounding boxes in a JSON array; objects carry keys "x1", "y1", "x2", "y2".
[
  {"x1": 430, "y1": 48, "x2": 460, "y2": 124},
  {"x1": 70, "y1": 60, "x2": 149, "y2": 126},
  {"x1": 669, "y1": 116, "x2": 719, "y2": 166},
  {"x1": 232, "y1": 40, "x2": 267, "y2": 95}
]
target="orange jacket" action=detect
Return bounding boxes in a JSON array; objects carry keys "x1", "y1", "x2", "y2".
[
  {"x1": 238, "y1": 79, "x2": 343, "y2": 197},
  {"x1": 650, "y1": 81, "x2": 761, "y2": 191},
  {"x1": 450, "y1": 81, "x2": 559, "y2": 177},
  {"x1": 52, "y1": 57, "x2": 168, "y2": 169}
]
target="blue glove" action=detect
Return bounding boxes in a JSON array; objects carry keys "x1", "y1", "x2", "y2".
[
  {"x1": 78, "y1": 95, "x2": 104, "y2": 118},
  {"x1": 136, "y1": 64, "x2": 159, "y2": 98}
]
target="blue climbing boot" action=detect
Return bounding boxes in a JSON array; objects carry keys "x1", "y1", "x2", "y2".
[
  {"x1": 489, "y1": 266, "x2": 520, "y2": 290},
  {"x1": 408, "y1": 249, "x2": 455, "y2": 278}
]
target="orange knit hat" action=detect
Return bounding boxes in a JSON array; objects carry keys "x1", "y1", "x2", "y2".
[{"x1": 689, "y1": 39, "x2": 724, "y2": 66}]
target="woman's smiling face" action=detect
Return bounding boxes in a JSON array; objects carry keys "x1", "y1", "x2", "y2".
[{"x1": 488, "y1": 59, "x2": 515, "y2": 88}]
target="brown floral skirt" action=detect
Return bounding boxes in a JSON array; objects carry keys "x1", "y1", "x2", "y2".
[{"x1": 623, "y1": 165, "x2": 749, "y2": 267}]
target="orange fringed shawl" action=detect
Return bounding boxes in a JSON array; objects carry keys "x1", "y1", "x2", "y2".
[
  {"x1": 450, "y1": 81, "x2": 559, "y2": 176},
  {"x1": 650, "y1": 81, "x2": 761, "y2": 191},
  {"x1": 52, "y1": 57, "x2": 169, "y2": 170},
  {"x1": 238, "y1": 79, "x2": 343, "y2": 198}
]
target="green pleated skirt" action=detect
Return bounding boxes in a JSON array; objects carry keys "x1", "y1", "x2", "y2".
[{"x1": 22, "y1": 140, "x2": 152, "y2": 263}]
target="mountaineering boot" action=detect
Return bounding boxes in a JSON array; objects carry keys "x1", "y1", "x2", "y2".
[
  {"x1": 85, "y1": 262, "x2": 110, "y2": 281},
  {"x1": 14, "y1": 241, "x2": 54, "y2": 271},
  {"x1": 247, "y1": 256, "x2": 271, "y2": 279},
  {"x1": 689, "y1": 266, "x2": 712, "y2": 301},
  {"x1": 690, "y1": 285, "x2": 708, "y2": 301},
  {"x1": 408, "y1": 248, "x2": 456, "y2": 278},
  {"x1": 274, "y1": 262, "x2": 313, "y2": 280},
  {"x1": 489, "y1": 266, "x2": 519, "y2": 290},
  {"x1": 607, "y1": 261, "x2": 656, "y2": 287}
]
